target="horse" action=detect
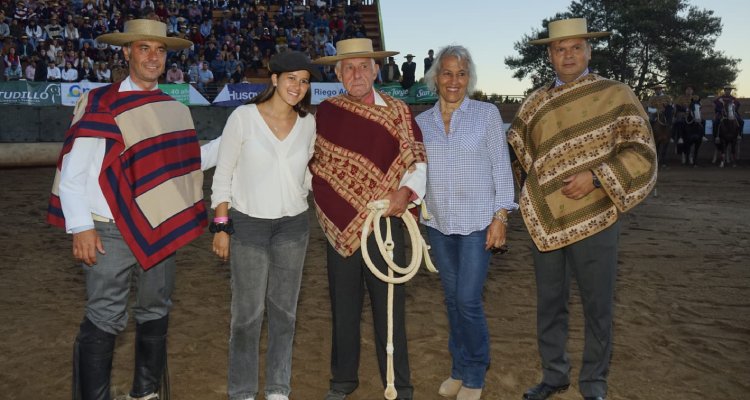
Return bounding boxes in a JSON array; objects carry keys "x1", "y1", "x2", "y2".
[
  {"x1": 716, "y1": 103, "x2": 741, "y2": 167},
  {"x1": 680, "y1": 100, "x2": 704, "y2": 167},
  {"x1": 651, "y1": 105, "x2": 674, "y2": 167}
]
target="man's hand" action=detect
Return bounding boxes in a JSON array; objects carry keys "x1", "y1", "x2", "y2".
[
  {"x1": 72, "y1": 229, "x2": 105, "y2": 266},
  {"x1": 485, "y1": 219, "x2": 507, "y2": 251},
  {"x1": 561, "y1": 170, "x2": 596, "y2": 200},
  {"x1": 212, "y1": 232, "x2": 230, "y2": 262},
  {"x1": 382, "y1": 187, "x2": 412, "y2": 217}
]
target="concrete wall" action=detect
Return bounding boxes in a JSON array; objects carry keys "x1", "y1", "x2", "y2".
[{"x1": 0, "y1": 105, "x2": 232, "y2": 143}]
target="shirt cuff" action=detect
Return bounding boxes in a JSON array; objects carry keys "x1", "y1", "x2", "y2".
[
  {"x1": 399, "y1": 162, "x2": 426, "y2": 204},
  {"x1": 69, "y1": 224, "x2": 95, "y2": 234}
]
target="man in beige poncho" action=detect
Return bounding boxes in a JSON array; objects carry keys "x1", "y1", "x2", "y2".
[{"x1": 507, "y1": 18, "x2": 657, "y2": 400}]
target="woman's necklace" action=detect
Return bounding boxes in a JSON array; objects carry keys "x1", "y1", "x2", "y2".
[{"x1": 259, "y1": 103, "x2": 295, "y2": 140}]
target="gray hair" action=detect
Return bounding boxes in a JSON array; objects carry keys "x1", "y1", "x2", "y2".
[{"x1": 424, "y1": 45, "x2": 477, "y2": 95}]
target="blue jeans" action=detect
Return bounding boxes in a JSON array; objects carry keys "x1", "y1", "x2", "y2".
[
  {"x1": 426, "y1": 227, "x2": 491, "y2": 389},
  {"x1": 227, "y1": 211, "x2": 309, "y2": 400}
]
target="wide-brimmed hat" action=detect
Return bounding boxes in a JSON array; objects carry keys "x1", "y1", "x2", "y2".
[
  {"x1": 405, "y1": 54, "x2": 414, "y2": 58},
  {"x1": 723, "y1": 84, "x2": 736, "y2": 90},
  {"x1": 313, "y1": 38, "x2": 398, "y2": 65},
  {"x1": 269, "y1": 51, "x2": 322, "y2": 81},
  {"x1": 653, "y1": 83, "x2": 666, "y2": 89},
  {"x1": 528, "y1": 18, "x2": 610, "y2": 45},
  {"x1": 96, "y1": 19, "x2": 192, "y2": 50}
]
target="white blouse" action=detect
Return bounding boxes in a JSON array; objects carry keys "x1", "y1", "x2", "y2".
[{"x1": 211, "y1": 104, "x2": 316, "y2": 219}]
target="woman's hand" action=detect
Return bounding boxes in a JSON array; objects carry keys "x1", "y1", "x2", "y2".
[
  {"x1": 485, "y1": 219, "x2": 507, "y2": 251},
  {"x1": 213, "y1": 232, "x2": 230, "y2": 262}
]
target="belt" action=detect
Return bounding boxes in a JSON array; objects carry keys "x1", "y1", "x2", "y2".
[{"x1": 91, "y1": 213, "x2": 114, "y2": 223}]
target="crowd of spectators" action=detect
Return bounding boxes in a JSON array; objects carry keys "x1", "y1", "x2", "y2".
[{"x1": 1, "y1": 0, "x2": 374, "y2": 98}]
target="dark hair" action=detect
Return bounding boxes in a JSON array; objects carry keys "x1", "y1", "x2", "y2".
[{"x1": 246, "y1": 71, "x2": 312, "y2": 117}]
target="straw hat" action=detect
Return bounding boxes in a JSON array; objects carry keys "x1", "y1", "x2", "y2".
[
  {"x1": 723, "y1": 84, "x2": 736, "y2": 90},
  {"x1": 313, "y1": 38, "x2": 398, "y2": 65},
  {"x1": 653, "y1": 83, "x2": 666, "y2": 89},
  {"x1": 96, "y1": 19, "x2": 192, "y2": 50},
  {"x1": 528, "y1": 18, "x2": 610, "y2": 45}
]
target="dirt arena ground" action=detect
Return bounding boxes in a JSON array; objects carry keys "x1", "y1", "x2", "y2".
[{"x1": 0, "y1": 155, "x2": 748, "y2": 399}]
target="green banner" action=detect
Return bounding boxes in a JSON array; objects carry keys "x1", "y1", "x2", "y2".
[
  {"x1": 412, "y1": 84, "x2": 439, "y2": 103},
  {"x1": 158, "y1": 83, "x2": 190, "y2": 105},
  {"x1": 0, "y1": 81, "x2": 62, "y2": 106},
  {"x1": 375, "y1": 82, "x2": 437, "y2": 104}
]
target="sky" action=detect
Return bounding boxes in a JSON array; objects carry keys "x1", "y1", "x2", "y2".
[{"x1": 378, "y1": 0, "x2": 749, "y2": 97}]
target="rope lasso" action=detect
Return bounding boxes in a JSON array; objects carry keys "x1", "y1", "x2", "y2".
[{"x1": 360, "y1": 199, "x2": 438, "y2": 400}]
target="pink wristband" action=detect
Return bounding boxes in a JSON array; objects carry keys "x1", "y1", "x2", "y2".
[{"x1": 213, "y1": 216, "x2": 229, "y2": 223}]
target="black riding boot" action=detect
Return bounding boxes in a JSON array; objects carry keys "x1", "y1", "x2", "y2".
[
  {"x1": 130, "y1": 315, "x2": 169, "y2": 398},
  {"x1": 74, "y1": 318, "x2": 116, "y2": 400}
]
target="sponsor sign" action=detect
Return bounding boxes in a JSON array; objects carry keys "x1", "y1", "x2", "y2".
[
  {"x1": 311, "y1": 82, "x2": 346, "y2": 105},
  {"x1": 213, "y1": 83, "x2": 269, "y2": 106},
  {"x1": 158, "y1": 83, "x2": 191, "y2": 105},
  {"x1": 0, "y1": 81, "x2": 62, "y2": 106},
  {"x1": 61, "y1": 82, "x2": 109, "y2": 106}
]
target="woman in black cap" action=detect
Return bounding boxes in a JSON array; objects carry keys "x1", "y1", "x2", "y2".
[{"x1": 209, "y1": 51, "x2": 321, "y2": 400}]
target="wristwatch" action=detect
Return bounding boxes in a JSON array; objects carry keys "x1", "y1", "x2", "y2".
[
  {"x1": 209, "y1": 219, "x2": 235, "y2": 235},
  {"x1": 592, "y1": 173, "x2": 602, "y2": 189}
]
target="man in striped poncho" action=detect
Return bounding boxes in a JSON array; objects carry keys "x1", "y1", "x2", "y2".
[{"x1": 46, "y1": 20, "x2": 217, "y2": 400}]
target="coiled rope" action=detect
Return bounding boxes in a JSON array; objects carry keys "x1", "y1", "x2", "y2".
[{"x1": 360, "y1": 199, "x2": 438, "y2": 400}]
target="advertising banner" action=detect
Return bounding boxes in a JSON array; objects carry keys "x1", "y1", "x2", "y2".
[
  {"x1": 212, "y1": 83, "x2": 269, "y2": 107},
  {"x1": 0, "y1": 81, "x2": 62, "y2": 106},
  {"x1": 411, "y1": 83, "x2": 438, "y2": 103},
  {"x1": 311, "y1": 82, "x2": 346, "y2": 105},
  {"x1": 158, "y1": 83, "x2": 191, "y2": 105},
  {"x1": 376, "y1": 82, "x2": 410, "y2": 102},
  {"x1": 61, "y1": 82, "x2": 109, "y2": 106}
]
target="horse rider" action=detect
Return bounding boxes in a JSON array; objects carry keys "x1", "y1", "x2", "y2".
[
  {"x1": 673, "y1": 85, "x2": 703, "y2": 141},
  {"x1": 647, "y1": 84, "x2": 673, "y2": 124},
  {"x1": 713, "y1": 85, "x2": 744, "y2": 137}
]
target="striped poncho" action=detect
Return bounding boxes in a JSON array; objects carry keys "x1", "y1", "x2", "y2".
[
  {"x1": 47, "y1": 82, "x2": 207, "y2": 269},
  {"x1": 507, "y1": 74, "x2": 657, "y2": 251},
  {"x1": 310, "y1": 93, "x2": 427, "y2": 257}
]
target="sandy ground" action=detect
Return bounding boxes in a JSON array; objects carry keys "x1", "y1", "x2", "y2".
[{"x1": 0, "y1": 156, "x2": 748, "y2": 399}]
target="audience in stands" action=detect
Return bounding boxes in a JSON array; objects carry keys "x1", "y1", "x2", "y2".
[{"x1": 0, "y1": 0, "x2": 373, "y2": 90}]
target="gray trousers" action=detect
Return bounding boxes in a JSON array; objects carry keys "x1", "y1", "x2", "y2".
[
  {"x1": 531, "y1": 221, "x2": 620, "y2": 398},
  {"x1": 83, "y1": 221, "x2": 175, "y2": 335}
]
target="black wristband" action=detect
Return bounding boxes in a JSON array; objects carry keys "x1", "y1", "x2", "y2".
[{"x1": 209, "y1": 219, "x2": 235, "y2": 235}]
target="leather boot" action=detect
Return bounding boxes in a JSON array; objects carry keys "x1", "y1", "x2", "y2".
[
  {"x1": 74, "y1": 318, "x2": 116, "y2": 400},
  {"x1": 130, "y1": 316, "x2": 169, "y2": 398}
]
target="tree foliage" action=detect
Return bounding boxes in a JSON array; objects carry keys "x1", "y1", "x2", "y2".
[{"x1": 504, "y1": 0, "x2": 740, "y2": 98}]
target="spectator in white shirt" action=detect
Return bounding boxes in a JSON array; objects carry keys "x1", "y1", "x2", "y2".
[
  {"x1": 61, "y1": 61, "x2": 78, "y2": 82},
  {"x1": 96, "y1": 62, "x2": 111, "y2": 82},
  {"x1": 46, "y1": 60, "x2": 62, "y2": 82}
]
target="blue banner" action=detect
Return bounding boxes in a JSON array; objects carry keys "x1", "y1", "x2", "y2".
[{"x1": 213, "y1": 83, "x2": 269, "y2": 107}]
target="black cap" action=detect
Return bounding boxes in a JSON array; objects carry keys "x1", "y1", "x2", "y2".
[{"x1": 269, "y1": 51, "x2": 321, "y2": 81}]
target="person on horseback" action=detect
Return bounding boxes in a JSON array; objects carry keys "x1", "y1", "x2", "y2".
[
  {"x1": 674, "y1": 86, "x2": 701, "y2": 136},
  {"x1": 674, "y1": 85, "x2": 705, "y2": 165},
  {"x1": 647, "y1": 84, "x2": 673, "y2": 124},
  {"x1": 713, "y1": 85, "x2": 744, "y2": 137}
]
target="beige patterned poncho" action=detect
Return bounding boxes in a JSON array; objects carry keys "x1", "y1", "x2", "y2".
[{"x1": 507, "y1": 74, "x2": 657, "y2": 252}]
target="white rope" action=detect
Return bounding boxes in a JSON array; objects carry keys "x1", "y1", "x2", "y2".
[{"x1": 360, "y1": 199, "x2": 438, "y2": 400}]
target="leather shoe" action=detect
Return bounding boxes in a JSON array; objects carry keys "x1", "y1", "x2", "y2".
[
  {"x1": 522, "y1": 382, "x2": 570, "y2": 400},
  {"x1": 583, "y1": 397, "x2": 605, "y2": 400}
]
